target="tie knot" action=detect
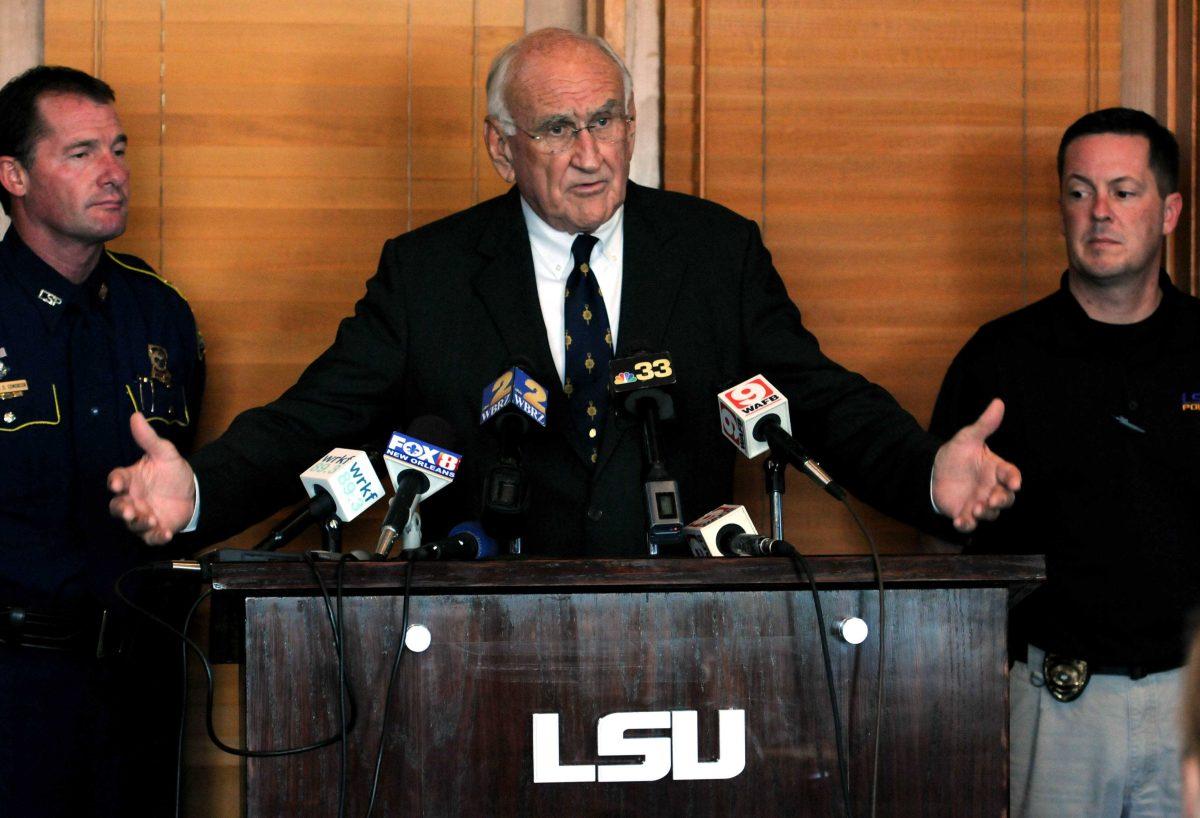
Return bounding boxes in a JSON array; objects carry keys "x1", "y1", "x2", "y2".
[{"x1": 571, "y1": 233, "x2": 599, "y2": 271}]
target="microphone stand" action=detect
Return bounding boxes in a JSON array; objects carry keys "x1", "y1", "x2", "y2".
[
  {"x1": 764, "y1": 456, "x2": 787, "y2": 541},
  {"x1": 632, "y1": 392, "x2": 685, "y2": 557},
  {"x1": 322, "y1": 516, "x2": 342, "y2": 553}
]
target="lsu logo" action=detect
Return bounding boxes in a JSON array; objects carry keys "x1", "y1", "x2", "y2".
[
  {"x1": 1182, "y1": 391, "x2": 1200, "y2": 411},
  {"x1": 386, "y1": 433, "x2": 463, "y2": 479},
  {"x1": 532, "y1": 709, "x2": 746, "y2": 783},
  {"x1": 722, "y1": 377, "x2": 780, "y2": 415}
]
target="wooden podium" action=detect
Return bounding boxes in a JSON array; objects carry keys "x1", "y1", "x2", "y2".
[{"x1": 210, "y1": 554, "x2": 1043, "y2": 816}]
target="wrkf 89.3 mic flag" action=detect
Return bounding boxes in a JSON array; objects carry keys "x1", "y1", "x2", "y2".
[
  {"x1": 717, "y1": 375, "x2": 845, "y2": 500},
  {"x1": 256, "y1": 448, "x2": 387, "y2": 551}
]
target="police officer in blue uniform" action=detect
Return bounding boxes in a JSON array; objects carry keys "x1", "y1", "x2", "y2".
[{"x1": 0, "y1": 66, "x2": 204, "y2": 816}]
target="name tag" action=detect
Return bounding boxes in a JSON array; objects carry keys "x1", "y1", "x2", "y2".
[{"x1": 0, "y1": 379, "x2": 29, "y2": 399}]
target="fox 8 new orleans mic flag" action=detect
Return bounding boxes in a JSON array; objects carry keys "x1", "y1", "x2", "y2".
[
  {"x1": 383, "y1": 432, "x2": 463, "y2": 501},
  {"x1": 717, "y1": 375, "x2": 792, "y2": 459}
]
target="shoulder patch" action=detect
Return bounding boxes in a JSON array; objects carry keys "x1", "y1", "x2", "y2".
[{"x1": 105, "y1": 249, "x2": 188, "y2": 301}]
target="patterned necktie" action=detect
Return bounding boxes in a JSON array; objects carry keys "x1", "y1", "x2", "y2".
[{"x1": 563, "y1": 233, "x2": 612, "y2": 465}]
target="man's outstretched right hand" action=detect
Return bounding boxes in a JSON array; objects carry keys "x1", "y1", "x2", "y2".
[{"x1": 108, "y1": 412, "x2": 197, "y2": 545}]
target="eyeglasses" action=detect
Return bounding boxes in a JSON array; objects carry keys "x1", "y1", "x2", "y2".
[{"x1": 504, "y1": 114, "x2": 635, "y2": 155}]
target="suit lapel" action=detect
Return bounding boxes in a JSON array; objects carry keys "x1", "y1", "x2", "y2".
[
  {"x1": 471, "y1": 189, "x2": 561, "y2": 393},
  {"x1": 593, "y1": 182, "x2": 686, "y2": 474}
]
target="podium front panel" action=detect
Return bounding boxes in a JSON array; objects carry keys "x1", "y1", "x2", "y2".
[{"x1": 234, "y1": 567, "x2": 1016, "y2": 817}]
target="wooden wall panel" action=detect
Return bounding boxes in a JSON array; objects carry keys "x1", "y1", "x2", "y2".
[{"x1": 665, "y1": 0, "x2": 1122, "y2": 552}]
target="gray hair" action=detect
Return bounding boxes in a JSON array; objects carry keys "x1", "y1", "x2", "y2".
[{"x1": 486, "y1": 28, "x2": 634, "y2": 135}]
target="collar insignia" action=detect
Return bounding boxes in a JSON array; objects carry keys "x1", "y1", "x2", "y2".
[{"x1": 38, "y1": 289, "x2": 63, "y2": 307}]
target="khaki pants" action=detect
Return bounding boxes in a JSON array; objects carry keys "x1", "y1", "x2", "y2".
[{"x1": 1011, "y1": 644, "x2": 1183, "y2": 818}]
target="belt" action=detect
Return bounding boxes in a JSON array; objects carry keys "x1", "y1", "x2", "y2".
[
  {"x1": 0, "y1": 605, "x2": 120, "y2": 657},
  {"x1": 1019, "y1": 642, "x2": 1181, "y2": 703},
  {"x1": 1015, "y1": 641, "x2": 1182, "y2": 679}
]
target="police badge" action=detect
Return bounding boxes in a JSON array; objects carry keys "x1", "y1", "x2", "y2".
[
  {"x1": 1043, "y1": 654, "x2": 1090, "y2": 702},
  {"x1": 147, "y1": 344, "x2": 172, "y2": 386}
]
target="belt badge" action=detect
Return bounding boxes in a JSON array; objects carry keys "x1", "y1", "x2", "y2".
[
  {"x1": 147, "y1": 344, "x2": 172, "y2": 386},
  {"x1": 1043, "y1": 654, "x2": 1090, "y2": 702}
]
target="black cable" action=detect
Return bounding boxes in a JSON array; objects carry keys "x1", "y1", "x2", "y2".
[
  {"x1": 841, "y1": 499, "x2": 886, "y2": 818},
  {"x1": 300, "y1": 550, "x2": 354, "y2": 818},
  {"x1": 335, "y1": 554, "x2": 351, "y2": 818},
  {"x1": 789, "y1": 550, "x2": 854, "y2": 818},
  {"x1": 113, "y1": 563, "x2": 358, "y2": 758},
  {"x1": 364, "y1": 558, "x2": 415, "y2": 818}
]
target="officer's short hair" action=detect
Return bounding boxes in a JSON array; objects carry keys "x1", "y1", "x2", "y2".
[
  {"x1": 1057, "y1": 107, "x2": 1179, "y2": 197},
  {"x1": 0, "y1": 66, "x2": 116, "y2": 215}
]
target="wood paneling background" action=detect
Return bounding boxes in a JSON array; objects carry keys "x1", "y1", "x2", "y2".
[{"x1": 664, "y1": 0, "x2": 1123, "y2": 553}]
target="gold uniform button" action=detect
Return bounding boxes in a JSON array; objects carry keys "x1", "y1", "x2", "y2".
[
  {"x1": 580, "y1": 263, "x2": 590, "y2": 274},
  {"x1": 588, "y1": 428, "x2": 597, "y2": 439}
]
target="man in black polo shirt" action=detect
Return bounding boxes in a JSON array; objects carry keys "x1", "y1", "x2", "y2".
[{"x1": 931, "y1": 107, "x2": 1198, "y2": 817}]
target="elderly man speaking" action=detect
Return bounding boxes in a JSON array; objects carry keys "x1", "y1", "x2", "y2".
[{"x1": 109, "y1": 28, "x2": 1019, "y2": 555}]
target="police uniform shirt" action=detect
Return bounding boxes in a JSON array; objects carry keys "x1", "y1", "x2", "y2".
[{"x1": 0, "y1": 226, "x2": 204, "y2": 608}]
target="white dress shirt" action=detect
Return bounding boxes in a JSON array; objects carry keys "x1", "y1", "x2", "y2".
[{"x1": 521, "y1": 197, "x2": 624, "y2": 384}]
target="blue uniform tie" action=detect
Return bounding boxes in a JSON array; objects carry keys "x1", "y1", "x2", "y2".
[{"x1": 563, "y1": 233, "x2": 611, "y2": 465}]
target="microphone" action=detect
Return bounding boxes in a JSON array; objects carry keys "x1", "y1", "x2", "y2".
[
  {"x1": 682, "y1": 504, "x2": 796, "y2": 558},
  {"x1": 376, "y1": 416, "x2": 462, "y2": 559},
  {"x1": 412, "y1": 521, "x2": 499, "y2": 561},
  {"x1": 715, "y1": 525, "x2": 796, "y2": 558},
  {"x1": 717, "y1": 375, "x2": 846, "y2": 500},
  {"x1": 255, "y1": 448, "x2": 387, "y2": 551},
  {"x1": 609, "y1": 350, "x2": 686, "y2": 555},
  {"x1": 479, "y1": 362, "x2": 548, "y2": 549}
]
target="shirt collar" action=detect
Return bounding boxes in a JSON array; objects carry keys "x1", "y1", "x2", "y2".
[
  {"x1": 1, "y1": 226, "x2": 110, "y2": 333},
  {"x1": 1054, "y1": 268, "x2": 1178, "y2": 356},
  {"x1": 519, "y1": 197, "x2": 623, "y2": 279}
]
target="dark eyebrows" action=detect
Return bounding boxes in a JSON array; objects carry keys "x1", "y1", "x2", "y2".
[
  {"x1": 1065, "y1": 172, "x2": 1144, "y2": 188},
  {"x1": 62, "y1": 133, "x2": 127, "y2": 153},
  {"x1": 63, "y1": 138, "x2": 100, "y2": 153}
]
